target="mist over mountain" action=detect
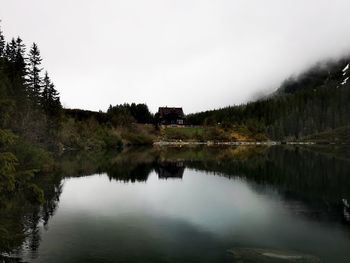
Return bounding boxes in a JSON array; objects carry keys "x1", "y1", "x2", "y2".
[
  {"x1": 277, "y1": 56, "x2": 350, "y2": 95},
  {"x1": 188, "y1": 54, "x2": 350, "y2": 141}
]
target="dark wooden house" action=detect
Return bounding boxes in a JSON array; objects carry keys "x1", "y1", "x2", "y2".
[{"x1": 157, "y1": 107, "x2": 185, "y2": 125}]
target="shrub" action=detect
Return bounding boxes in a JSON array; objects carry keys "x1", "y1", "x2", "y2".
[
  {"x1": 60, "y1": 117, "x2": 123, "y2": 150},
  {"x1": 122, "y1": 132, "x2": 154, "y2": 145},
  {"x1": 25, "y1": 183, "x2": 45, "y2": 204},
  {"x1": 204, "y1": 127, "x2": 230, "y2": 141}
]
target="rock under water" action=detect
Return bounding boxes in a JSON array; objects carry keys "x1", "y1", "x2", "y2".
[{"x1": 227, "y1": 248, "x2": 321, "y2": 262}]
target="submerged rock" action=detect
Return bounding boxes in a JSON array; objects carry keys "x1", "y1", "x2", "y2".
[{"x1": 227, "y1": 248, "x2": 321, "y2": 262}]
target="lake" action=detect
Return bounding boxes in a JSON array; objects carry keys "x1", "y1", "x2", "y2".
[{"x1": 1, "y1": 146, "x2": 350, "y2": 262}]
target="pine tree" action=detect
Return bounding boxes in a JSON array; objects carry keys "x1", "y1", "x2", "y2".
[
  {"x1": 15, "y1": 37, "x2": 27, "y2": 73},
  {"x1": 41, "y1": 71, "x2": 61, "y2": 141},
  {"x1": 1, "y1": 38, "x2": 27, "y2": 104},
  {"x1": 11, "y1": 37, "x2": 28, "y2": 115},
  {"x1": 0, "y1": 23, "x2": 5, "y2": 58},
  {"x1": 48, "y1": 81, "x2": 61, "y2": 117},
  {"x1": 41, "y1": 71, "x2": 61, "y2": 116},
  {"x1": 27, "y1": 43, "x2": 43, "y2": 106},
  {"x1": 4, "y1": 43, "x2": 11, "y2": 60},
  {"x1": 41, "y1": 71, "x2": 50, "y2": 109},
  {"x1": 7, "y1": 38, "x2": 17, "y2": 62}
]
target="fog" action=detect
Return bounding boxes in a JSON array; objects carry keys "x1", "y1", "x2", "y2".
[{"x1": 1, "y1": 0, "x2": 350, "y2": 113}]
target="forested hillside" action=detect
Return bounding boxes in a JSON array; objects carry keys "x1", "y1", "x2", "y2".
[{"x1": 188, "y1": 57, "x2": 350, "y2": 141}]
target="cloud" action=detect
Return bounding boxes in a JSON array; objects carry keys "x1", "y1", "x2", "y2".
[{"x1": 1, "y1": 0, "x2": 350, "y2": 113}]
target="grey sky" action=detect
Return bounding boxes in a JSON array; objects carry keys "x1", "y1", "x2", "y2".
[{"x1": 1, "y1": 0, "x2": 350, "y2": 113}]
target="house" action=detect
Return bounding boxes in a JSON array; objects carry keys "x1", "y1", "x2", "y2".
[{"x1": 157, "y1": 107, "x2": 185, "y2": 125}]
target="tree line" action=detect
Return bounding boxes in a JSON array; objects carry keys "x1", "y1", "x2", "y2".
[
  {"x1": 64, "y1": 103, "x2": 154, "y2": 127},
  {"x1": 107, "y1": 103, "x2": 153, "y2": 125}
]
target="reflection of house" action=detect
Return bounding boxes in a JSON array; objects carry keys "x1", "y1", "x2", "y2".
[
  {"x1": 157, "y1": 107, "x2": 185, "y2": 125},
  {"x1": 155, "y1": 161, "x2": 185, "y2": 179}
]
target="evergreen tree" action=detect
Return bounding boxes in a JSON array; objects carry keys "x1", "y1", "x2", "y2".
[
  {"x1": 0, "y1": 24, "x2": 5, "y2": 58},
  {"x1": 15, "y1": 37, "x2": 27, "y2": 73},
  {"x1": 4, "y1": 43, "x2": 10, "y2": 60},
  {"x1": 41, "y1": 71, "x2": 61, "y2": 116},
  {"x1": 14, "y1": 37, "x2": 28, "y2": 102},
  {"x1": 41, "y1": 71, "x2": 61, "y2": 140},
  {"x1": 27, "y1": 43, "x2": 43, "y2": 106},
  {"x1": 48, "y1": 82, "x2": 61, "y2": 113},
  {"x1": 7, "y1": 38, "x2": 17, "y2": 62},
  {"x1": 41, "y1": 71, "x2": 50, "y2": 108}
]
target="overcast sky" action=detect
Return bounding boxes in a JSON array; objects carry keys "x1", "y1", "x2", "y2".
[{"x1": 1, "y1": 0, "x2": 350, "y2": 113}]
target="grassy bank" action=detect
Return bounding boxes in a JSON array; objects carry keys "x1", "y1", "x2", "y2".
[{"x1": 159, "y1": 125, "x2": 268, "y2": 142}]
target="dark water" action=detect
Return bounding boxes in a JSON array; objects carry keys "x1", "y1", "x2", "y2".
[{"x1": 1, "y1": 146, "x2": 350, "y2": 262}]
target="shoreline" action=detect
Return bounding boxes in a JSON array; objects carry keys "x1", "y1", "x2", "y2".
[{"x1": 153, "y1": 141, "x2": 316, "y2": 146}]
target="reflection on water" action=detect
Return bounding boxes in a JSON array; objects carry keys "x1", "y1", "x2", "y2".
[
  {"x1": 155, "y1": 161, "x2": 185, "y2": 179},
  {"x1": 1, "y1": 146, "x2": 350, "y2": 262}
]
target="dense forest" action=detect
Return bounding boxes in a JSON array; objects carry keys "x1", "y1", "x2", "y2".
[{"x1": 188, "y1": 57, "x2": 350, "y2": 141}]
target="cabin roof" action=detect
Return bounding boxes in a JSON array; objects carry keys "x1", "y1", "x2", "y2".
[{"x1": 158, "y1": 107, "x2": 184, "y2": 117}]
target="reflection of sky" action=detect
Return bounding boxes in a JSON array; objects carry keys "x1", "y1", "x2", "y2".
[
  {"x1": 59, "y1": 170, "x2": 274, "y2": 233},
  {"x1": 29, "y1": 169, "x2": 350, "y2": 263}
]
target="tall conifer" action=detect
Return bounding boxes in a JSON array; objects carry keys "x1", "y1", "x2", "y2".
[
  {"x1": 0, "y1": 23, "x2": 5, "y2": 58},
  {"x1": 27, "y1": 43, "x2": 43, "y2": 106}
]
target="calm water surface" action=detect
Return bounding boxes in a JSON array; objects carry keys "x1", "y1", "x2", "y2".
[{"x1": 1, "y1": 146, "x2": 350, "y2": 262}]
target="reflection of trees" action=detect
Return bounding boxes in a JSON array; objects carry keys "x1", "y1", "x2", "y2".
[
  {"x1": 185, "y1": 146, "x2": 350, "y2": 225},
  {"x1": 57, "y1": 146, "x2": 350, "y2": 206},
  {"x1": 3, "y1": 145, "x2": 350, "y2": 258},
  {"x1": 57, "y1": 148, "x2": 157, "y2": 183},
  {"x1": 155, "y1": 161, "x2": 185, "y2": 179},
  {"x1": 106, "y1": 162, "x2": 154, "y2": 183},
  {"x1": 0, "y1": 174, "x2": 62, "y2": 258},
  {"x1": 186, "y1": 146, "x2": 350, "y2": 201}
]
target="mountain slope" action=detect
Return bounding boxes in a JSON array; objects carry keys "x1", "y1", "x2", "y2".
[
  {"x1": 188, "y1": 56, "x2": 350, "y2": 141},
  {"x1": 278, "y1": 57, "x2": 350, "y2": 94}
]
